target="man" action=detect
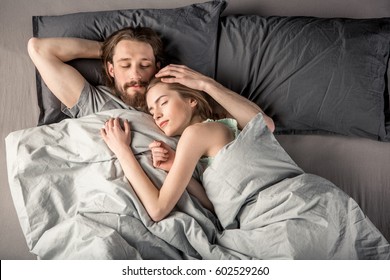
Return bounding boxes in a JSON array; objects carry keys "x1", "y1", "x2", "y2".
[
  {"x1": 28, "y1": 26, "x2": 274, "y2": 131},
  {"x1": 28, "y1": 27, "x2": 162, "y2": 118}
]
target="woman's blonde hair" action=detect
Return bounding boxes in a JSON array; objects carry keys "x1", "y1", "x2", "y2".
[{"x1": 145, "y1": 78, "x2": 214, "y2": 121}]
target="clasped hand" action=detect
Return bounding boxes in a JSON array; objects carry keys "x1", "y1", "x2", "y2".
[
  {"x1": 101, "y1": 117, "x2": 175, "y2": 171},
  {"x1": 100, "y1": 117, "x2": 131, "y2": 155},
  {"x1": 149, "y1": 140, "x2": 175, "y2": 172}
]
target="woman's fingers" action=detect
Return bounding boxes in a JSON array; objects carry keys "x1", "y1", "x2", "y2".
[
  {"x1": 104, "y1": 118, "x2": 117, "y2": 130},
  {"x1": 103, "y1": 118, "x2": 130, "y2": 131},
  {"x1": 151, "y1": 147, "x2": 169, "y2": 159},
  {"x1": 149, "y1": 140, "x2": 161, "y2": 149},
  {"x1": 123, "y1": 118, "x2": 130, "y2": 133},
  {"x1": 149, "y1": 140, "x2": 169, "y2": 167},
  {"x1": 149, "y1": 141, "x2": 168, "y2": 153},
  {"x1": 114, "y1": 117, "x2": 121, "y2": 128},
  {"x1": 100, "y1": 128, "x2": 107, "y2": 139}
]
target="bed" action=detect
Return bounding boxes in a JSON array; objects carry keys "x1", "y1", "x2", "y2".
[{"x1": 1, "y1": 0, "x2": 390, "y2": 259}]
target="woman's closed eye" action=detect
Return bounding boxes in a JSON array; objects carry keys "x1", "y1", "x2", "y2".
[{"x1": 148, "y1": 101, "x2": 167, "y2": 114}]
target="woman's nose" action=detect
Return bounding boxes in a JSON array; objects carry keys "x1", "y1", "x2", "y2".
[{"x1": 153, "y1": 109, "x2": 162, "y2": 120}]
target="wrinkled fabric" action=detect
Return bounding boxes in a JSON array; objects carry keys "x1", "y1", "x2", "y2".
[
  {"x1": 216, "y1": 16, "x2": 390, "y2": 140},
  {"x1": 6, "y1": 109, "x2": 390, "y2": 259},
  {"x1": 203, "y1": 113, "x2": 390, "y2": 259}
]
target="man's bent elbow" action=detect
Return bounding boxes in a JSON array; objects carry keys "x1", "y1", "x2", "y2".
[
  {"x1": 27, "y1": 37, "x2": 39, "y2": 57},
  {"x1": 265, "y1": 116, "x2": 275, "y2": 133},
  {"x1": 27, "y1": 37, "x2": 45, "y2": 61}
]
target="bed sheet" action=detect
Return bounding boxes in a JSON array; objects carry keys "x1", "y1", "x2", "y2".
[{"x1": 5, "y1": 109, "x2": 390, "y2": 259}]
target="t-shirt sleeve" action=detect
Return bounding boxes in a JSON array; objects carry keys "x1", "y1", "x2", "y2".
[{"x1": 61, "y1": 81, "x2": 128, "y2": 118}]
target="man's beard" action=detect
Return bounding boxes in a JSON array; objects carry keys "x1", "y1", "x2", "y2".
[
  {"x1": 114, "y1": 81, "x2": 149, "y2": 109},
  {"x1": 116, "y1": 89, "x2": 146, "y2": 108}
]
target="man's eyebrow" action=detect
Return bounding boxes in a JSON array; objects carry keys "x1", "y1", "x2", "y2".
[
  {"x1": 117, "y1": 57, "x2": 153, "y2": 62},
  {"x1": 148, "y1": 95, "x2": 167, "y2": 111},
  {"x1": 117, "y1": 58, "x2": 130, "y2": 62}
]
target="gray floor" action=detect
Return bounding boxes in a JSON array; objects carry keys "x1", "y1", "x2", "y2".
[{"x1": 1, "y1": 0, "x2": 389, "y2": 260}]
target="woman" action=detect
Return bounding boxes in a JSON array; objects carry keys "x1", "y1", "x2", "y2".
[{"x1": 100, "y1": 78, "x2": 274, "y2": 221}]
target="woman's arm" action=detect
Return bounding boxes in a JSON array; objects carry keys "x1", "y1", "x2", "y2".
[
  {"x1": 101, "y1": 118, "x2": 216, "y2": 221},
  {"x1": 155, "y1": 64, "x2": 275, "y2": 132},
  {"x1": 28, "y1": 37, "x2": 102, "y2": 108},
  {"x1": 187, "y1": 177, "x2": 214, "y2": 212},
  {"x1": 149, "y1": 140, "x2": 214, "y2": 212}
]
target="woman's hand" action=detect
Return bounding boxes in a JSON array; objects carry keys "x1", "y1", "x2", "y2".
[
  {"x1": 100, "y1": 118, "x2": 131, "y2": 155},
  {"x1": 149, "y1": 140, "x2": 176, "y2": 172}
]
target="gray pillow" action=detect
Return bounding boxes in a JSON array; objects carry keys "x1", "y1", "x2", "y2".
[
  {"x1": 33, "y1": 0, "x2": 227, "y2": 125},
  {"x1": 216, "y1": 15, "x2": 390, "y2": 141}
]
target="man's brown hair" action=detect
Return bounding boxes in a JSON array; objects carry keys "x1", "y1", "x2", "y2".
[{"x1": 101, "y1": 27, "x2": 165, "y2": 91}]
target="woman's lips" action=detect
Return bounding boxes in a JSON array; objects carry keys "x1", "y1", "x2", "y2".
[{"x1": 159, "y1": 120, "x2": 168, "y2": 128}]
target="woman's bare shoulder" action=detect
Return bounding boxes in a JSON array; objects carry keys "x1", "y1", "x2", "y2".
[
  {"x1": 184, "y1": 121, "x2": 231, "y2": 137},
  {"x1": 182, "y1": 122, "x2": 234, "y2": 157}
]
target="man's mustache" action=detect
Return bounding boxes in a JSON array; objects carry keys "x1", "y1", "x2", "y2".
[{"x1": 124, "y1": 81, "x2": 149, "y2": 89}]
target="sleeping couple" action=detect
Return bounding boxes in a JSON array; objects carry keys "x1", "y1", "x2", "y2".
[
  {"x1": 28, "y1": 26, "x2": 390, "y2": 259},
  {"x1": 28, "y1": 26, "x2": 274, "y2": 221}
]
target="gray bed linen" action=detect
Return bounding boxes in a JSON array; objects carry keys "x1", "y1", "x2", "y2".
[
  {"x1": 5, "y1": 109, "x2": 390, "y2": 259},
  {"x1": 203, "y1": 113, "x2": 390, "y2": 259}
]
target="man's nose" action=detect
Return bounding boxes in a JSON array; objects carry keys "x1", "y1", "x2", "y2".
[{"x1": 129, "y1": 67, "x2": 142, "y2": 80}]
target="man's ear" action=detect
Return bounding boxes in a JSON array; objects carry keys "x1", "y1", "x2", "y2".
[
  {"x1": 189, "y1": 98, "x2": 198, "y2": 108},
  {"x1": 107, "y1": 62, "x2": 115, "y2": 78},
  {"x1": 156, "y1": 61, "x2": 161, "y2": 70}
]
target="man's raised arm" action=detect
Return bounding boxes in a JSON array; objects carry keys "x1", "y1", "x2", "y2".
[
  {"x1": 156, "y1": 64, "x2": 275, "y2": 132},
  {"x1": 27, "y1": 37, "x2": 102, "y2": 108}
]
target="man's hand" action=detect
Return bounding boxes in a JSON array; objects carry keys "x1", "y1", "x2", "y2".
[
  {"x1": 149, "y1": 140, "x2": 176, "y2": 172},
  {"x1": 155, "y1": 64, "x2": 215, "y2": 92}
]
